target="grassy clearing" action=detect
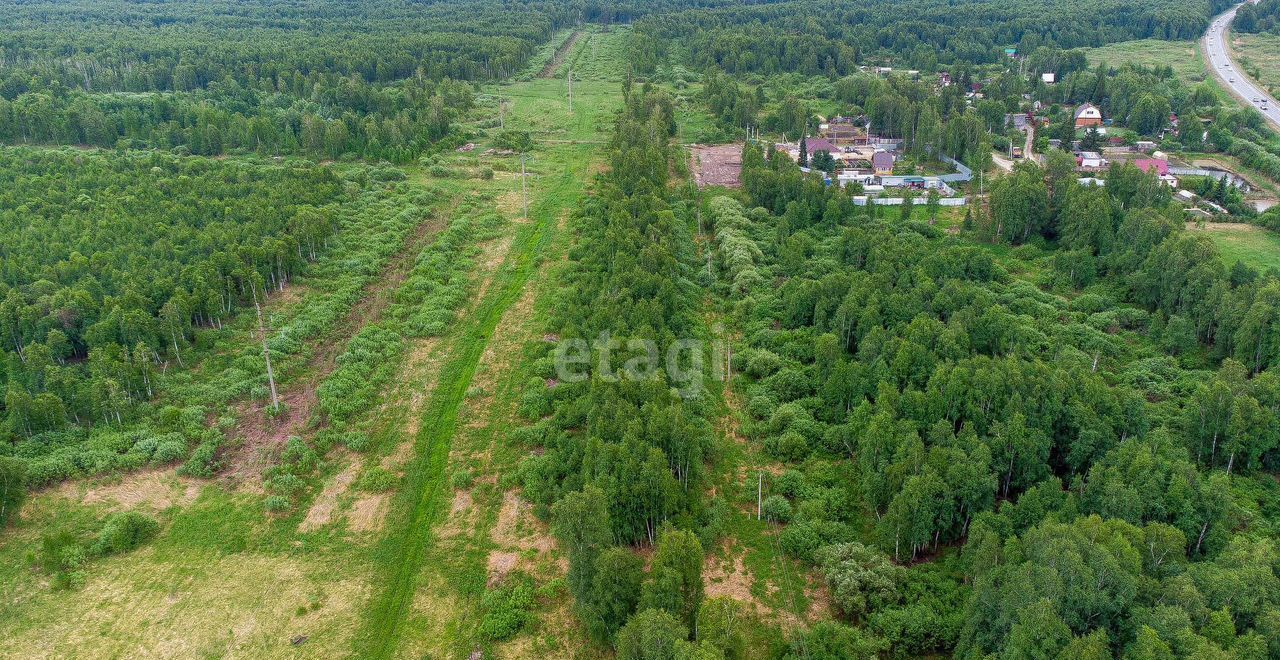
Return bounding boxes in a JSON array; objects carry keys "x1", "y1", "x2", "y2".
[
  {"x1": 1085, "y1": 39, "x2": 1210, "y2": 87},
  {"x1": 0, "y1": 484, "x2": 375, "y2": 657},
  {"x1": 1, "y1": 25, "x2": 629, "y2": 660},
  {"x1": 1189, "y1": 221, "x2": 1280, "y2": 272},
  {"x1": 353, "y1": 28, "x2": 628, "y2": 658},
  {"x1": 1232, "y1": 33, "x2": 1280, "y2": 96}
]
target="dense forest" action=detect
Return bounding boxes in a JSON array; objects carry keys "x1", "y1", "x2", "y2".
[
  {"x1": 1234, "y1": 0, "x2": 1280, "y2": 35},
  {"x1": 0, "y1": 148, "x2": 435, "y2": 487},
  {"x1": 628, "y1": 0, "x2": 1221, "y2": 76},
  {"x1": 520, "y1": 113, "x2": 1280, "y2": 654},
  {"x1": 0, "y1": 0, "x2": 575, "y2": 160}
]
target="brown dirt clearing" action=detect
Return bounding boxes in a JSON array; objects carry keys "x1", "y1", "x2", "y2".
[{"x1": 691, "y1": 143, "x2": 744, "y2": 188}]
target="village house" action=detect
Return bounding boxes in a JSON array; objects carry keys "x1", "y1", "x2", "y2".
[
  {"x1": 872, "y1": 150, "x2": 897, "y2": 175},
  {"x1": 1006, "y1": 113, "x2": 1032, "y2": 132},
  {"x1": 1074, "y1": 102, "x2": 1103, "y2": 129},
  {"x1": 1077, "y1": 151, "x2": 1108, "y2": 171},
  {"x1": 804, "y1": 137, "x2": 840, "y2": 158},
  {"x1": 1041, "y1": 72, "x2": 1056, "y2": 84},
  {"x1": 1135, "y1": 159, "x2": 1179, "y2": 187}
]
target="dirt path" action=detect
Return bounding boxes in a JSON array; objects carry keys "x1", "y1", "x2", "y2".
[{"x1": 539, "y1": 31, "x2": 582, "y2": 78}]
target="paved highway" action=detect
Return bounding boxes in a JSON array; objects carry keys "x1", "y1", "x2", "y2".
[{"x1": 1204, "y1": 1, "x2": 1280, "y2": 129}]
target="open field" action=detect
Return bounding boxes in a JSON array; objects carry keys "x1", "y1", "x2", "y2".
[
  {"x1": 1188, "y1": 221, "x2": 1280, "y2": 272},
  {"x1": 1233, "y1": 32, "x2": 1280, "y2": 95},
  {"x1": 1085, "y1": 39, "x2": 1210, "y2": 87}
]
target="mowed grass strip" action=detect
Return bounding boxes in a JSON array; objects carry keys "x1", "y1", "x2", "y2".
[{"x1": 354, "y1": 149, "x2": 590, "y2": 658}]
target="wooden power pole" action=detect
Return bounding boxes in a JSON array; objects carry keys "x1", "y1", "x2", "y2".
[
  {"x1": 252, "y1": 287, "x2": 280, "y2": 413},
  {"x1": 521, "y1": 154, "x2": 529, "y2": 221}
]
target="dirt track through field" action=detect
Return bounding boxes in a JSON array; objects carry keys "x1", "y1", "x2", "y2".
[
  {"x1": 353, "y1": 154, "x2": 589, "y2": 659},
  {"x1": 539, "y1": 31, "x2": 581, "y2": 78}
]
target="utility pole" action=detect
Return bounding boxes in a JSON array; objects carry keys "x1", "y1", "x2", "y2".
[
  {"x1": 521, "y1": 154, "x2": 529, "y2": 221},
  {"x1": 499, "y1": 98, "x2": 505, "y2": 130},
  {"x1": 252, "y1": 286, "x2": 280, "y2": 413},
  {"x1": 757, "y1": 472, "x2": 763, "y2": 521},
  {"x1": 567, "y1": 64, "x2": 574, "y2": 114}
]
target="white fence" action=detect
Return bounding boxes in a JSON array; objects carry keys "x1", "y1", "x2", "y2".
[{"x1": 855, "y1": 196, "x2": 968, "y2": 207}]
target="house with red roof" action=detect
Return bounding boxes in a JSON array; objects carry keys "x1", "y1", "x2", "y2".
[
  {"x1": 805, "y1": 137, "x2": 840, "y2": 155},
  {"x1": 1135, "y1": 158, "x2": 1178, "y2": 187}
]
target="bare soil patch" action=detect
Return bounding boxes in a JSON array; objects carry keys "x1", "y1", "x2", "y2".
[{"x1": 691, "y1": 143, "x2": 744, "y2": 188}]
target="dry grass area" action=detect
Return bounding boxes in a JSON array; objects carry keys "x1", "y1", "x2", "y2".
[
  {"x1": 298, "y1": 460, "x2": 358, "y2": 532},
  {"x1": 702, "y1": 541, "x2": 831, "y2": 631},
  {"x1": 56, "y1": 469, "x2": 200, "y2": 513},
  {"x1": 0, "y1": 550, "x2": 371, "y2": 659}
]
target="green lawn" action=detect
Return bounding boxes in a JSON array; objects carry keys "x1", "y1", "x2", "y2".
[{"x1": 1193, "y1": 222, "x2": 1280, "y2": 272}]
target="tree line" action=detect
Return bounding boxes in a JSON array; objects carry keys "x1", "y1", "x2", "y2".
[{"x1": 628, "y1": 0, "x2": 1218, "y2": 77}]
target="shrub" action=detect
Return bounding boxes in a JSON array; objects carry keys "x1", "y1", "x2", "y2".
[
  {"x1": 264, "y1": 495, "x2": 291, "y2": 512},
  {"x1": 478, "y1": 573, "x2": 536, "y2": 641},
  {"x1": 41, "y1": 529, "x2": 87, "y2": 588},
  {"x1": 815, "y1": 542, "x2": 903, "y2": 620},
  {"x1": 746, "y1": 394, "x2": 778, "y2": 420},
  {"x1": 765, "y1": 431, "x2": 810, "y2": 462},
  {"x1": 450, "y1": 469, "x2": 474, "y2": 490},
  {"x1": 0, "y1": 456, "x2": 28, "y2": 528},
  {"x1": 177, "y1": 436, "x2": 222, "y2": 478},
  {"x1": 745, "y1": 349, "x2": 783, "y2": 378},
  {"x1": 358, "y1": 467, "x2": 397, "y2": 493},
  {"x1": 780, "y1": 522, "x2": 823, "y2": 561},
  {"x1": 492, "y1": 130, "x2": 533, "y2": 153},
  {"x1": 91, "y1": 512, "x2": 159, "y2": 556},
  {"x1": 762, "y1": 495, "x2": 793, "y2": 523},
  {"x1": 342, "y1": 432, "x2": 372, "y2": 452},
  {"x1": 773, "y1": 469, "x2": 807, "y2": 499},
  {"x1": 152, "y1": 435, "x2": 188, "y2": 464}
]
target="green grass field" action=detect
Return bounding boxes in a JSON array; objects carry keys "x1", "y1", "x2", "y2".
[
  {"x1": 1232, "y1": 33, "x2": 1280, "y2": 96},
  {"x1": 1085, "y1": 39, "x2": 1210, "y2": 87},
  {"x1": 1191, "y1": 222, "x2": 1280, "y2": 272}
]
